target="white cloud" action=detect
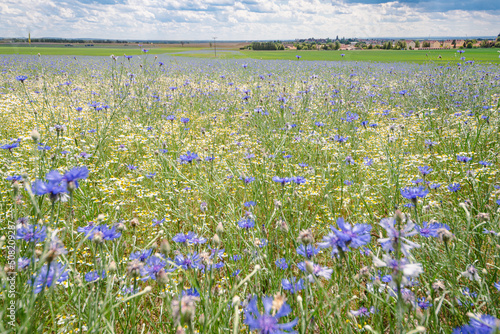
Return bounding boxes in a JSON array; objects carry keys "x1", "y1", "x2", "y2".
[{"x1": 0, "y1": 0, "x2": 498, "y2": 39}]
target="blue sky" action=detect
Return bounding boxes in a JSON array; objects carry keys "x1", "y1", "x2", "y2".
[{"x1": 1, "y1": 0, "x2": 498, "y2": 40}]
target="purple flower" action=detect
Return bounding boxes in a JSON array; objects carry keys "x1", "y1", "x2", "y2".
[
  {"x1": 418, "y1": 166, "x2": 433, "y2": 175},
  {"x1": 152, "y1": 218, "x2": 165, "y2": 226},
  {"x1": 63, "y1": 166, "x2": 89, "y2": 190},
  {"x1": 400, "y1": 186, "x2": 429, "y2": 201},
  {"x1": 30, "y1": 262, "x2": 69, "y2": 294},
  {"x1": 179, "y1": 151, "x2": 199, "y2": 164},
  {"x1": 1, "y1": 142, "x2": 19, "y2": 150},
  {"x1": 378, "y1": 217, "x2": 420, "y2": 257},
  {"x1": 244, "y1": 296, "x2": 298, "y2": 333},
  {"x1": 296, "y1": 244, "x2": 320, "y2": 258},
  {"x1": 457, "y1": 156, "x2": 472, "y2": 163},
  {"x1": 32, "y1": 171, "x2": 68, "y2": 201},
  {"x1": 272, "y1": 176, "x2": 291, "y2": 185},
  {"x1": 142, "y1": 255, "x2": 171, "y2": 280},
  {"x1": 16, "y1": 75, "x2": 28, "y2": 82},
  {"x1": 292, "y1": 176, "x2": 307, "y2": 184},
  {"x1": 17, "y1": 224, "x2": 47, "y2": 242},
  {"x1": 238, "y1": 218, "x2": 255, "y2": 229},
  {"x1": 453, "y1": 314, "x2": 499, "y2": 334},
  {"x1": 129, "y1": 249, "x2": 153, "y2": 261},
  {"x1": 415, "y1": 221, "x2": 450, "y2": 238},
  {"x1": 85, "y1": 270, "x2": 106, "y2": 283},
  {"x1": 448, "y1": 183, "x2": 461, "y2": 192},
  {"x1": 174, "y1": 252, "x2": 200, "y2": 270},
  {"x1": 240, "y1": 176, "x2": 255, "y2": 184},
  {"x1": 77, "y1": 223, "x2": 121, "y2": 241},
  {"x1": 275, "y1": 258, "x2": 288, "y2": 270},
  {"x1": 297, "y1": 261, "x2": 333, "y2": 282},
  {"x1": 282, "y1": 277, "x2": 304, "y2": 293}
]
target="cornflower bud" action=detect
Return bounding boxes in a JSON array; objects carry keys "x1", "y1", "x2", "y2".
[
  {"x1": 297, "y1": 228, "x2": 314, "y2": 245},
  {"x1": 31, "y1": 129, "x2": 40, "y2": 142},
  {"x1": 216, "y1": 222, "x2": 224, "y2": 235}
]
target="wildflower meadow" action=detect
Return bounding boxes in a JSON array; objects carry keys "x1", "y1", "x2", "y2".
[{"x1": 1, "y1": 52, "x2": 500, "y2": 333}]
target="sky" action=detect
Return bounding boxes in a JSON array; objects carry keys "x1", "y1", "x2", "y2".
[{"x1": 0, "y1": 0, "x2": 499, "y2": 40}]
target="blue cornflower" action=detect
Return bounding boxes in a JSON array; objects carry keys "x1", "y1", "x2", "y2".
[
  {"x1": 297, "y1": 261, "x2": 333, "y2": 282},
  {"x1": 244, "y1": 296, "x2": 298, "y2": 333},
  {"x1": 84, "y1": 270, "x2": 106, "y2": 283},
  {"x1": 63, "y1": 166, "x2": 89, "y2": 190},
  {"x1": 6, "y1": 175, "x2": 22, "y2": 181},
  {"x1": 275, "y1": 258, "x2": 288, "y2": 270},
  {"x1": 457, "y1": 155, "x2": 472, "y2": 163},
  {"x1": 152, "y1": 218, "x2": 165, "y2": 226},
  {"x1": 238, "y1": 218, "x2": 255, "y2": 229},
  {"x1": 37, "y1": 143, "x2": 51, "y2": 150},
  {"x1": 272, "y1": 176, "x2": 291, "y2": 185},
  {"x1": 18, "y1": 257, "x2": 31, "y2": 271},
  {"x1": 159, "y1": 149, "x2": 168, "y2": 153},
  {"x1": 430, "y1": 183, "x2": 441, "y2": 189},
  {"x1": 494, "y1": 282, "x2": 500, "y2": 291},
  {"x1": 418, "y1": 166, "x2": 433, "y2": 175},
  {"x1": 478, "y1": 161, "x2": 492, "y2": 166},
  {"x1": 16, "y1": 75, "x2": 28, "y2": 82},
  {"x1": 240, "y1": 176, "x2": 255, "y2": 184},
  {"x1": 378, "y1": 217, "x2": 420, "y2": 257},
  {"x1": 415, "y1": 221, "x2": 450, "y2": 238},
  {"x1": 364, "y1": 157, "x2": 373, "y2": 166},
  {"x1": 453, "y1": 314, "x2": 499, "y2": 334},
  {"x1": 172, "y1": 231, "x2": 197, "y2": 243},
  {"x1": 350, "y1": 307, "x2": 375, "y2": 317},
  {"x1": 244, "y1": 201, "x2": 256, "y2": 207},
  {"x1": 180, "y1": 117, "x2": 190, "y2": 124},
  {"x1": 292, "y1": 176, "x2": 307, "y2": 184},
  {"x1": 174, "y1": 252, "x2": 200, "y2": 270},
  {"x1": 127, "y1": 165, "x2": 137, "y2": 170},
  {"x1": 334, "y1": 135, "x2": 348, "y2": 143},
  {"x1": 232, "y1": 269, "x2": 241, "y2": 277},
  {"x1": 30, "y1": 262, "x2": 69, "y2": 294},
  {"x1": 17, "y1": 224, "x2": 47, "y2": 243},
  {"x1": 282, "y1": 277, "x2": 305, "y2": 293},
  {"x1": 129, "y1": 249, "x2": 153, "y2": 261},
  {"x1": 1, "y1": 142, "x2": 19, "y2": 150},
  {"x1": 298, "y1": 163, "x2": 308, "y2": 168},
  {"x1": 424, "y1": 140, "x2": 437, "y2": 148},
  {"x1": 232, "y1": 255, "x2": 242, "y2": 261},
  {"x1": 77, "y1": 224, "x2": 121, "y2": 241},
  {"x1": 321, "y1": 217, "x2": 371, "y2": 254},
  {"x1": 296, "y1": 244, "x2": 320, "y2": 258},
  {"x1": 448, "y1": 183, "x2": 461, "y2": 192},
  {"x1": 417, "y1": 298, "x2": 432, "y2": 310},
  {"x1": 182, "y1": 288, "x2": 200, "y2": 297},
  {"x1": 400, "y1": 186, "x2": 429, "y2": 201},
  {"x1": 142, "y1": 255, "x2": 171, "y2": 280},
  {"x1": 345, "y1": 156, "x2": 355, "y2": 165},
  {"x1": 179, "y1": 151, "x2": 199, "y2": 164}
]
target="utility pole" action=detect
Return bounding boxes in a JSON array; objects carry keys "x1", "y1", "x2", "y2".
[{"x1": 213, "y1": 37, "x2": 217, "y2": 58}]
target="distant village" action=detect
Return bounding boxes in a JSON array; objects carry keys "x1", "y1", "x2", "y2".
[{"x1": 250, "y1": 35, "x2": 500, "y2": 50}]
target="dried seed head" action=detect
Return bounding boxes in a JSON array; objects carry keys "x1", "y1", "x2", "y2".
[
  {"x1": 297, "y1": 228, "x2": 314, "y2": 245},
  {"x1": 160, "y1": 239, "x2": 170, "y2": 256},
  {"x1": 272, "y1": 293, "x2": 287, "y2": 314}
]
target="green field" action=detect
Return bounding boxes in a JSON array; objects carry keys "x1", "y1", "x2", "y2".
[
  {"x1": 0, "y1": 45, "x2": 202, "y2": 56},
  {"x1": 1, "y1": 45, "x2": 499, "y2": 64}
]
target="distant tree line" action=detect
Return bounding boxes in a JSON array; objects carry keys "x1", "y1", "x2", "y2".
[
  {"x1": 250, "y1": 41, "x2": 285, "y2": 50},
  {"x1": 8, "y1": 38, "x2": 130, "y2": 44}
]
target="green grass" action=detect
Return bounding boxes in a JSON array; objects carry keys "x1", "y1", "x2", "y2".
[
  {"x1": 173, "y1": 48, "x2": 500, "y2": 64},
  {"x1": 0, "y1": 46, "x2": 202, "y2": 56},
  {"x1": 2, "y1": 45, "x2": 499, "y2": 64}
]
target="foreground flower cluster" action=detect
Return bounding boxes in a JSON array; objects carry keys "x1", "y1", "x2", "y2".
[{"x1": 0, "y1": 53, "x2": 499, "y2": 333}]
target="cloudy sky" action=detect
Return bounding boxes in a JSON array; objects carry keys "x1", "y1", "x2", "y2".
[{"x1": 1, "y1": 0, "x2": 498, "y2": 40}]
